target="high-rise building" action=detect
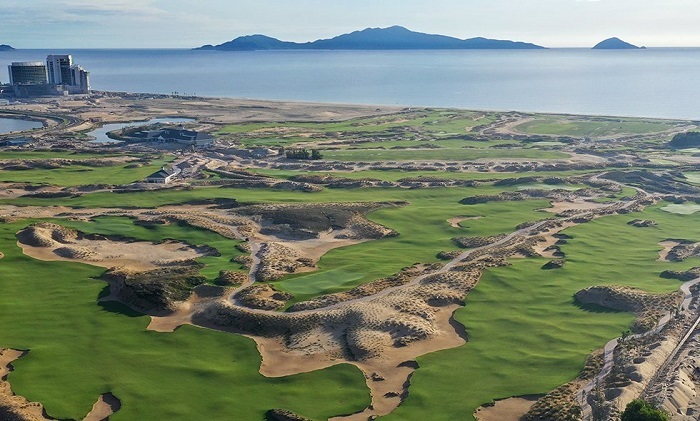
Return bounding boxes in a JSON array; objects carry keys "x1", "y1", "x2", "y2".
[
  {"x1": 69, "y1": 65, "x2": 90, "y2": 94},
  {"x1": 46, "y1": 54, "x2": 73, "y2": 85},
  {"x1": 8, "y1": 62, "x2": 48, "y2": 85}
]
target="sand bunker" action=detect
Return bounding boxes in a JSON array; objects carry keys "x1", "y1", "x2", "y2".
[
  {"x1": 83, "y1": 393, "x2": 121, "y2": 421},
  {"x1": 474, "y1": 395, "x2": 541, "y2": 421},
  {"x1": 17, "y1": 223, "x2": 206, "y2": 271},
  {"x1": 447, "y1": 216, "x2": 482, "y2": 228},
  {"x1": 658, "y1": 240, "x2": 683, "y2": 262},
  {"x1": 543, "y1": 200, "x2": 609, "y2": 214}
]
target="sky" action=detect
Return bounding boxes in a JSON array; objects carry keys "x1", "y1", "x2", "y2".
[{"x1": 2, "y1": 0, "x2": 699, "y2": 48}]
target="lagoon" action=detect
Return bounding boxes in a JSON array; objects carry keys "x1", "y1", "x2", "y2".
[{"x1": 0, "y1": 117, "x2": 42, "y2": 134}]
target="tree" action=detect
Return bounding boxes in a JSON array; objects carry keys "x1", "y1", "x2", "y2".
[{"x1": 621, "y1": 399, "x2": 669, "y2": 421}]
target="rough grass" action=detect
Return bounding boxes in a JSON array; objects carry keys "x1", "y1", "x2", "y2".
[{"x1": 0, "y1": 220, "x2": 369, "y2": 420}]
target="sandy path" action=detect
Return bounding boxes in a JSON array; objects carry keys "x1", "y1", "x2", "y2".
[{"x1": 474, "y1": 395, "x2": 541, "y2": 421}]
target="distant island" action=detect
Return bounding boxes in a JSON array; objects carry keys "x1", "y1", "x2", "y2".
[
  {"x1": 592, "y1": 37, "x2": 641, "y2": 50},
  {"x1": 195, "y1": 26, "x2": 545, "y2": 51},
  {"x1": 0, "y1": 44, "x2": 15, "y2": 51}
]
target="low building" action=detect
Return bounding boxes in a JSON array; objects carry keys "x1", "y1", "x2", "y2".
[
  {"x1": 8, "y1": 62, "x2": 47, "y2": 85},
  {"x1": 145, "y1": 166, "x2": 181, "y2": 184}
]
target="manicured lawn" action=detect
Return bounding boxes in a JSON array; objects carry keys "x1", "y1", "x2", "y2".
[
  {"x1": 387, "y1": 204, "x2": 700, "y2": 420},
  {"x1": 516, "y1": 117, "x2": 675, "y2": 137},
  {"x1": 320, "y1": 148, "x2": 569, "y2": 161},
  {"x1": 0, "y1": 220, "x2": 369, "y2": 420},
  {"x1": 0, "y1": 158, "x2": 172, "y2": 186}
]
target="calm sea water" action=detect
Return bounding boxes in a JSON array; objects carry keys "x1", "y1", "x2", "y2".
[
  {"x1": 1, "y1": 49, "x2": 699, "y2": 119},
  {"x1": 0, "y1": 117, "x2": 42, "y2": 134}
]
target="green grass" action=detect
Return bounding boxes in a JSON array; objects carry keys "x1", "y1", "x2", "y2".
[
  {"x1": 320, "y1": 148, "x2": 569, "y2": 162},
  {"x1": 0, "y1": 151, "x2": 121, "y2": 160},
  {"x1": 0, "y1": 220, "x2": 369, "y2": 420},
  {"x1": 387, "y1": 204, "x2": 700, "y2": 420},
  {"x1": 661, "y1": 203, "x2": 700, "y2": 215},
  {"x1": 0, "y1": 158, "x2": 172, "y2": 187},
  {"x1": 683, "y1": 172, "x2": 700, "y2": 185},
  {"x1": 516, "y1": 117, "x2": 675, "y2": 137},
  {"x1": 275, "y1": 196, "x2": 552, "y2": 305},
  {"x1": 251, "y1": 168, "x2": 598, "y2": 182}
]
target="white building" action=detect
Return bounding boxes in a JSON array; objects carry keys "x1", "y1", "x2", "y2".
[
  {"x1": 46, "y1": 54, "x2": 72, "y2": 85},
  {"x1": 69, "y1": 65, "x2": 90, "y2": 94}
]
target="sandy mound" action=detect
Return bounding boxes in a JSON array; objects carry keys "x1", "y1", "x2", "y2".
[{"x1": 575, "y1": 285, "x2": 682, "y2": 333}]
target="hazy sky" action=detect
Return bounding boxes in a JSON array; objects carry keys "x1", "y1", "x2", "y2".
[{"x1": 2, "y1": 0, "x2": 699, "y2": 48}]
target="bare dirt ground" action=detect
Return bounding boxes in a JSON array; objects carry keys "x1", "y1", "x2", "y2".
[{"x1": 474, "y1": 395, "x2": 541, "y2": 421}]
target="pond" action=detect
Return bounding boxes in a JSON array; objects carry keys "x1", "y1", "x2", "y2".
[
  {"x1": 89, "y1": 117, "x2": 195, "y2": 143},
  {"x1": 0, "y1": 117, "x2": 43, "y2": 134}
]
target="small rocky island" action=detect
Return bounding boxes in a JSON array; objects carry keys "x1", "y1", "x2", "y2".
[
  {"x1": 592, "y1": 37, "x2": 641, "y2": 49},
  {"x1": 0, "y1": 44, "x2": 15, "y2": 51}
]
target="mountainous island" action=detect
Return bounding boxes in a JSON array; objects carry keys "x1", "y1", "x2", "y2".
[
  {"x1": 195, "y1": 26, "x2": 545, "y2": 51},
  {"x1": 0, "y1": 44, "x2": 15, "y2": 51},
  {"x1": 592, "y1": 37, "x2": 641, "y2": 49}
]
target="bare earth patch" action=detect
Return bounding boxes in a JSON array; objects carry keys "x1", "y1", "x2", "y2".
[{"x1": 474, "y1": 395, "x2": 541, "y2": 421}]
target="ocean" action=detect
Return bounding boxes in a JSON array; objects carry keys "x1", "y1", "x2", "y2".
[{"x1": 1, "y1": 48, "x2": 699, "y2": 120}]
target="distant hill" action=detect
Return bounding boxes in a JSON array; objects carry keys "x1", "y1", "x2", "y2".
[
  {"x1": 195, "y1": 26, "x2": 545, "y2": 51},
  {"x1": 0, "y1": 44, "x2": 15, "y2": 51},
  {"x1": 592, "y1": 37, "x2": 640, "y2": 50}
]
